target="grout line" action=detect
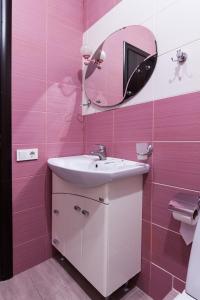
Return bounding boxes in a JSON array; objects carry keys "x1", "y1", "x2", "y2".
[
  {"x1": 13, "y1": 173, "x2": 47, "y2": 180},
  {"x1": 13, "y1": 110, "x2": 47, "y2": 114},
  {"x1": 172, "y1": 276, "x2": 174, "y2": 289},
  {"x1": 14, "y1": 233, "x2": 50, "y2": 249},
  {"x1": 112, "y1": 110, "x2": 115, "y2": 143},
  {"x1": 13, "y1": 204, "x2": 47, "y2": 215},
  {"x1": 13, "y1": 173, "x2": 47, "y2": 181},
  {"x1": 152, "y1": 222, "x2": 181, "y2": 235},
  {"x1": 28, "y1": 275, "x2": 44, "y2": 300},
  {"x1": 44, "y1": 0, "x2": 49, "y2": 268},
  {"x1": 151, "y1": 262, "x2": 185, "y2": 283},
  {"x1": 84, "y1": 140, "x2": 200, "y2": 144},
  {"x1": 46, "y1": 142, "x2": 83, "y2": 145},
  {"x1": 150, "y1": 98, "x2": 155, "y2": 271},
  {"x1": 155, "y1": 0, "x2": 176, "y2": 15},
  {"x1": 158, "y1": 37, "x2": 200, "y2": 57},
  {"x1": 153, "y1": 140, "x2": 200, "y2": 143},
  {"x1": 152, "y1": 182, "x2": 200, "y2": 193},
  {"x1": 173, "y1": 276, "x2": 185, "y2": 284}
]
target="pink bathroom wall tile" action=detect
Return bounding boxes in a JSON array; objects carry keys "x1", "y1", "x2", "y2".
[
  {"x1": 142, "y1": 182, "x2": 152, "y2": 222},
  {"x1": 48, "y1": 0, "x2": 83, "y2": 32},
  {"x1": 45, "y1": 169, "x2": 52, "y2": 200},
  {"x1": 47, "y1": 45, "x2": 82, "y2": 85},
  {"x1": 152, "y1": 184, "x2": 187, "y2": 232},
  {"x1": 153, "y1": 142, "x2": 200, "y2": 191},
  {"x1": 47, "y1": 142, "x2": 84, "y2": 158},
  {"x1": 13, "y1": 235, "x2": 49, "y2": 274},
  {"x1": 149, "y1": 264, "x2": 172, "y2": 300},
  {"x1": 12, "y1": 38, "x2": 46, "y2": 81},
  {"x1": 84, "y1": 0, "x2": 120, "y2": 30},
  {"x1": 114, "y1": 102, "x2": 153, "y2": 142},
  {"x1": 85, "y1": 110, "x2": 114, "y2": 142},
  {"x1": 173, "y1": 277, "x2": 185, "y2": 293},
  {"x1": 137, "y1": 259, "x2": 151, "y2": 294},
  {"x1": 152, "y1": 224, "x2": 191, "y2": 281},
  {"x1": 12, "y1": 144, "x2": 46, "y2": 179},
  {"x1": 113, "y1": 142, "x2": 137, "y2": 160},
  {"x1": 154, "y1": 92, "x2": 200, "y2": 141},
  {"x1": 47, "y1": 83, "x2": 81, "y2": 114},
  {"x1": 12, "y1": 0, "x2": 46, "y2": 44},
  {"x1": 13, "y1": 175, "x2": 46, "y2": 213},
  {"x1": 47, "y1": 112, "x2": 83, "y2": 143},
  {"x1": 142, "y1": 220, "x2": 151, "y2": 260},
  {"x1": 47, "y1": 16, "x2": 82, "y2": 60},
  {"x1": 13, "y1": 207, "x2": 48, "y2": 246},
  {"x1": 13, "y1": 111, "x2": 45, "y2": 145},
  {"x1": 12, "y1": 75, "x2": 46, "y2": 112}
]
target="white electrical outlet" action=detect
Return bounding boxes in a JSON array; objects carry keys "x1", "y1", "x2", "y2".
[{"x1": 16, "y1": 148, "x2": 38, "y2": 162}]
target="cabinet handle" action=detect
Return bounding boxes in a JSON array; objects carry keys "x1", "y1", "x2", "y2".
[
  {"x1": 53, "y1": 238, "x2": 59, "y2": 245},
  {"x1": 74, "y1": 205, "x2": 81, "y2": 212},
  {"x1": 82, "y1": 209, "x2": 90, "y2": 217},
  {"x1": 53, "y1": 209, "x2": 59, "y2": 215}
]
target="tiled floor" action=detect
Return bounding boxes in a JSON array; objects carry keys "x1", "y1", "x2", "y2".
[
  {"x1": 163, "y1": 290, "x2": 179, "y2": 300},
  {"x1": 0, "y1": 258, "x2": 153, "y2": 300}
]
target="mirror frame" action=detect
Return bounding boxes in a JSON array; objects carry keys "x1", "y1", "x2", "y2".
[{"x1": 84, "y1": 25, "x2": 158, "y2": 108}]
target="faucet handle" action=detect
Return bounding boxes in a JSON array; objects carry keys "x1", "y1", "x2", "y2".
[{"x1": 95, "y1": 144, "x2": 106, "y2": 150}]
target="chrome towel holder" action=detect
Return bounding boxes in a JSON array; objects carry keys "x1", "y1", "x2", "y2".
[{"x1": 171, "y1": 49, "x2": 187, "y2": 64}]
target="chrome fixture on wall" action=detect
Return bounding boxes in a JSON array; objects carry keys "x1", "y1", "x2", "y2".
[
  {"x1": 136, "y1": 143, "x2": 153, "y2": 161},
  {"x1": 80, "y1": 44, "x2": 106, "y2": 69},
  {"x1": 80, "y1": 99, "x2": 91, "y2": 108},
  {"x1": 171, "y1": 49, "x2": 187, "y2": 64},
  {"x1": 168, "y1": 194, "x2": 200, "y2": 220}
]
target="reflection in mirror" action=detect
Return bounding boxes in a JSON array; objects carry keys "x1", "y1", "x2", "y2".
[{"x1": 84, "y1": 25, "x2": 157, "y2": 107}]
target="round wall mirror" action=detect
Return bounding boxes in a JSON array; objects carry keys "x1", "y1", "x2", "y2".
[{"x1": 84, "y1": 25, "x2": 157, "y2": 107}]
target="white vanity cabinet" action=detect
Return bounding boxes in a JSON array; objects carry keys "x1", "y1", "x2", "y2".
[{"x1": 52, "y1": 174, "x2": 143, "y2": 298}]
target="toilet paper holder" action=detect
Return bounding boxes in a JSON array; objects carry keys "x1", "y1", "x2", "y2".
[{"x1": 168, "y1": 194, "x2": 200, "y2": 220}]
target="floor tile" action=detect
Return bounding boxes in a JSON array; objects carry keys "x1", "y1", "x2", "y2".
[
  {"x1": 45, "y1": 282, "x2": 91, "y2": 300},
  {"x1": 0, "y1": 259, "x2": 153, "y2": 300},
  {"x1": 163, "y1": 289, "x2": 179, "y2": 300},
  {"x1": 123, "y1": 287, "x2": 153, "y2": 300},
  {"x1": 0, "y1": 271, "x2": 41, "y2": 300},
  {"x1": 26, "y1": 258, "x2": 72, "y2": 298}
]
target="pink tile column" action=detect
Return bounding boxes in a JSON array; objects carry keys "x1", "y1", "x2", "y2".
[{"x1": 12, "y1": 0, "x2": 84, "y2": 274}]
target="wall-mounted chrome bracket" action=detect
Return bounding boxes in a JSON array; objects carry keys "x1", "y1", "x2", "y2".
[
  {"x1": 80, "y1": 99, "x2": 91, "y2": 108},
  {"x1": 171, "y1": 49, "x2": 187, "y2": 64},
  {"x1": 136, "y1": 143, "x2": 153, "y2": 160}
]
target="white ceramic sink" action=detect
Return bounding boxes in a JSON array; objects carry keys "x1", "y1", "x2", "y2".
[{"x1": 48, "y1": 155, "x2": 149, "y2": 188}]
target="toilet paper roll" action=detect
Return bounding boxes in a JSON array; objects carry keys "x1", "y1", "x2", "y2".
[{"x1": 172, "y1": 212, "x2": 199, "y2": 245}]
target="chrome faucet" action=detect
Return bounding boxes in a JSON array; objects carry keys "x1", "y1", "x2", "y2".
[{"x1": 90, "y1": 144, "x2": 107, "y2": 160}]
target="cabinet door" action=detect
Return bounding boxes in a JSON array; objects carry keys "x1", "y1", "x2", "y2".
[
  {"x1": 52, "y1": 194, "x2": 66, "y2": 254},
  {"x1": 63, "y1": 194, "x2": 85, "y2": 270},
  {"x1": 81, "y1": 199, "x2": 108, "y2": 296}
]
